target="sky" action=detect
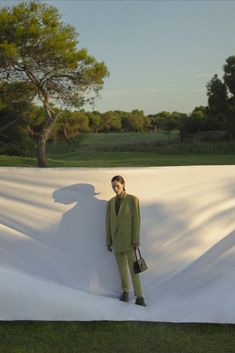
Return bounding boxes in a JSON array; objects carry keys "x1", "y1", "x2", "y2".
[{"x1": 1, "y1": 0, "x2": 235, "y2": 114}]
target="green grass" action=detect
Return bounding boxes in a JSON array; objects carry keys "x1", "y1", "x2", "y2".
[
  {"x1": 0, "y1": 152, "x2": 235, "y2": 167},
  {"x1": 1, "y1": 132, "x2": 235, "y2": 167},
  {"x1": 0, "y1": 321, "x2": 234, "y2": 353},
  {"x1": 0, "y1": 155, "x2": 37, "y2": 167},
  {"x1": 78, "y1": 131, "x2": 176, "y2": 146}
]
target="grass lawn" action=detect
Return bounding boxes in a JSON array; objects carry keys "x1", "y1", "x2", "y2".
[
  {"x1": 0, "y1": 321, "x2": 235, "y2": 353},
  {"x1": 78, "y1": 131, "x2": 175, "y2": 146},
  {"x1": 1, "y1": 131, "x2": 235, "y2": 167},
  {"x1": 0, "y1": 152, "x2": 234, "y2": 167}
]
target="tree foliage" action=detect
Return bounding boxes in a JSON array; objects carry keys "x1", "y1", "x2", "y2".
[
  {"x1": 207, "y1": 74, "x2": 228, "y2": 115},
  {"x1": 0, "y1": 1, "x2": 109, "y2": 166},
  {"x1": 206, "y1": 56, "x2": 235, "y2": 138},
  {"x1": 224, "y1": 56, "x2": 235, "y2": 96},
  {"x1": 0, "y1": 81, "x2": 35, "y2": 154}
]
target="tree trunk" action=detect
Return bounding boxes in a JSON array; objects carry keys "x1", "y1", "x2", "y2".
[
  {"x1": 37, "y1": 126, "x2": 52, "y2": 168},
  {"x1": 37, "y1": 97, "x2": 62, "y2": 167},
  {"x1": 63, "y1": 128, "x2": 71, "y2": 145}
]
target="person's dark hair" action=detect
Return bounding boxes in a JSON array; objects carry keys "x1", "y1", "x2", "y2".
[{"x1": 111, "y1": 175, "x2": 126, "y2": 191}]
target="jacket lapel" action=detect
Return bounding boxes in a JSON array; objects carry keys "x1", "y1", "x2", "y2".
[
  {"x1": 111, "y1": 193, "x2": 127, "y2": 234},
  {"x1": 117, "y1": 193, "x2": 127, "y2": 220}
]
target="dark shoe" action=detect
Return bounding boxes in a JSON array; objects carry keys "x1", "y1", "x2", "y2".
[
  {"x1": 135, "y1": 296, "x2": 147, "y2": 307},
  {"x1": 119, "y1": 291, "x2": 129, "y2": 302}
]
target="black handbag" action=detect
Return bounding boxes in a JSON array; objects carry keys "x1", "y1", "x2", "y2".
[{"x1": 134, "y1": 249, "x2": 148, "y2": 273}]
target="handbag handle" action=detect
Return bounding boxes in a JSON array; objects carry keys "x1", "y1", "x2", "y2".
[{"x1": 135, "y1": 248, "x2": 142, "y2": 260}]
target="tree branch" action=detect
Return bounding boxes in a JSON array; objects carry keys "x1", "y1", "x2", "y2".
[
  {"x1": 0, "y1": 140, "x2": 15, "y2": 147},
  {"x1": 0, "y1": 116, "x2": 22, "y2": 133}
]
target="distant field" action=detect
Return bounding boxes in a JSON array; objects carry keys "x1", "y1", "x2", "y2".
[
  {"x1": 0, "y1": 131, "x2": 235, "y2": 167},
  {"x1": 78, "y1": 131, "x2": 177, "y2": 146}
]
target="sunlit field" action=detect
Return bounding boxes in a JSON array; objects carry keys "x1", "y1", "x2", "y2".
[{"x1": 1, "y1": 131, "x2": 235, "y2": 167}]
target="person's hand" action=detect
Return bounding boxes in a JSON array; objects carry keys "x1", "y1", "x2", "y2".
[{"x1": 107, "y1": 245, "x2": 112, "y2": 252}]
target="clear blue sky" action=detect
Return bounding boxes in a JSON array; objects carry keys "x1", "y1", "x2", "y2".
[{"x1": 1, "y1": 0, "x2": 235, "y2": 114}]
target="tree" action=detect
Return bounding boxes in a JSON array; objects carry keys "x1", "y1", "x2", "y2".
[
  {"x1": 0, "y1": 1, "x2": 109, "y2": 166},
  {"x1": 143, "y1": 114, "x2": 152, "y2": 131},
  {"x1": 224, "y1": 56, "x2": 235, "y2": 96},
  {"x1": 53, "y1": 110, "x2": 90, "y2": 143},
  {"x1": 101, "y1": 111, "x2": 122, "y2": 133},
  {"x1": 121, "y1": 110, "x2": 145, "y2": 132},
  {"x1": 88, "y1": 111, "x2": 102, "y2": 133},
  {"x1": 191, "y1": 106, "x2": 207, "y2": 119},
  {"x1": 223, "y1": 56, "x2": 235, "y2": 137},
  {"x1": 206, "y1": 56, "x2": 235, "y2": 138},
  {"x1": 156, "y1": 111, "x2": 172, "y2": 129},
  {"x1": 206, "y1": 74, "x2": 228, "y2": 116},
  {"x1": 159, "y1": 114, "x2": 178, "y2": 143},
  {"x1": 0, "y1": 81, "x2": 35, "y2": 154},
  {"x1": 147, "y1": 114, "x2": 158, "y2": 131}
]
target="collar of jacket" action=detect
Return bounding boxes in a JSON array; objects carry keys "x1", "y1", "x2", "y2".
[
  {"x1": 116, "y1": 191, "x2": 126, "y2": 200},
  {"x1": 112, "y1": 192, "x2": 127, "y2": 220}
]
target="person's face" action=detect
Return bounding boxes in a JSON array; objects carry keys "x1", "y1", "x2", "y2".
[{"x1": 112, "y1": 181, "x2": 125, "y2": 196}]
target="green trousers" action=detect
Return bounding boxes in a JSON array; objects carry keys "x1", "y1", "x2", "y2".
[{"x1": 115, "y1": 250, "x2": 143, "y2": 297}]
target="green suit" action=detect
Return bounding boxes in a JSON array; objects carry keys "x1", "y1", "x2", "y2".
[
  {"x1": 106, "y1": 193, "x2": 142, "y2": 297},
  {"x1": 106, "y1": 193, "x2": 140, "y2": 252}
]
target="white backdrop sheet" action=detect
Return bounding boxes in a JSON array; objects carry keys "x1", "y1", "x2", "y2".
[{"x1": 1, "y1": 166, "x2": 235, "y2": 322}]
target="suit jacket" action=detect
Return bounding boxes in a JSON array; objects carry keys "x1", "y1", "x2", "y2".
[{"x1": 106, "y1": 193, "x2": 140, "y2": 253}]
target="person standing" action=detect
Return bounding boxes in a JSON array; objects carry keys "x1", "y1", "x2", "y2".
[{"x1": 106, "y1": 175, "x2": 146, "y2": 306}]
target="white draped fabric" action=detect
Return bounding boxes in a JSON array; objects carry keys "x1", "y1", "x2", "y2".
[{"x1": 1, "y1": 166, "x2": 235, "y2": 322}]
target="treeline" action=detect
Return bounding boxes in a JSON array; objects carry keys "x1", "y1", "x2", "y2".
[
  {"x1": 0, "y1": 81, "x2": 189, "y2": 154},
  {"x1": 0, "y1": 89, "x2": 206, "y2": 155},
  {"x1": 0, "y1": 92, "x2": 232, "y2": 156},
  {"x1": 1, "y1": 55, "x2": 235, "y2": 156},
  {"x1": 28, "y1": 107, "x2": 188, "y2": 138}
]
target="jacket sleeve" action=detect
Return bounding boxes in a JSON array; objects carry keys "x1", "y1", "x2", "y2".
[
  {"x1": 106, "y1": 201, "x2": 112, "y2": 246},
  {"x1": 132, "y1": 196, "x2": 141, "y2": 245}
]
